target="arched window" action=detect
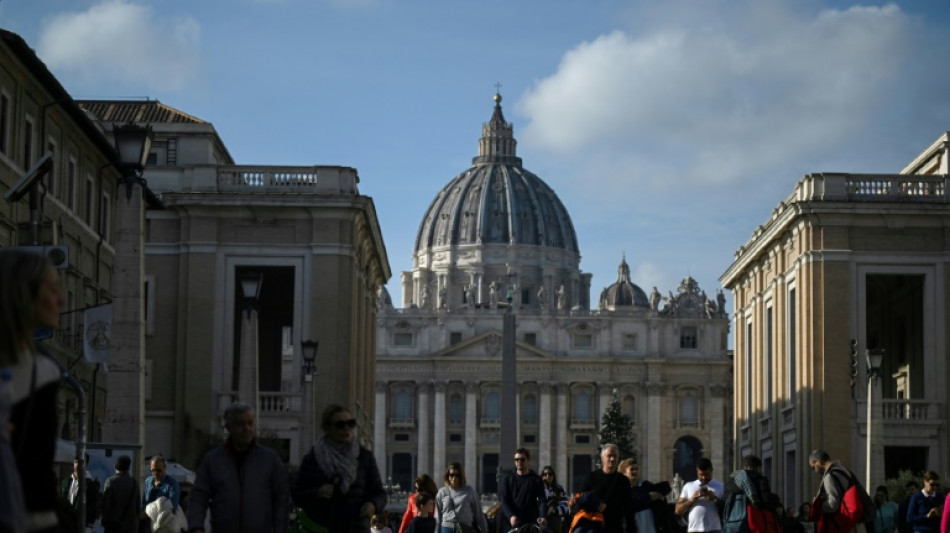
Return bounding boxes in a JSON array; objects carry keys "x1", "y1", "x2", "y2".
[
  {"x1": 393, "y1": 390, "x2": 412, "y2": 419},
  {"x1": 523, "y1": 394, "x2": 537, "y2": 424},
  {"x1": 484, "y1": 390, "x2": 500, "y2": 419},
  {"x1": 449, "y1": 392, "x2": 464, "y2": 424}
]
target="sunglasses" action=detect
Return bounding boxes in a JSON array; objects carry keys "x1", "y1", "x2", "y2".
[
  {"x1": 542, "y1": 472, "x2": 553, "y2": 477},
  {"x1": 333, "y1": 419, "x2": 357, "y2": 429},
  {"x1": 514, "y1": 457, "x2": 526, "y2": 462},
  {"x1": 448, "y1": 472, "x2": 460, "y2": 477}
]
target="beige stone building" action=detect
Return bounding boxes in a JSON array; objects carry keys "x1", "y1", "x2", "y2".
[
  {"x1": 78, "y1": 100, "x2": 391, "y2": 467},
  {"x1": 375, "y1": 94, "x2": 732, "y2": 495},
  {"x1": 720, "y1": 133, "x2": 950, "y2": 507},
  {"x1": 0, "y1": 30, "x2": 128, "y2": 443}
]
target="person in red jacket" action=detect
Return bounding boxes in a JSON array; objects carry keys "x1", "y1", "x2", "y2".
[{"x1": 398, "y1": 474, "x2": 439, "y2": 533}]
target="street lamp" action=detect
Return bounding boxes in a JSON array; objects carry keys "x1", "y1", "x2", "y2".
[
  {"x1": 239, "y1": 271, "x2": 263, "y2": 318},
  {"x1": 301, "y1": 340, "x2": 319, "y2": 379},
  {"x1": 865, "y1": 347, "x2": 885, "y2": 489},
  {"x1": 112, "y1": 122, "x2": 153, "y2": 200}
]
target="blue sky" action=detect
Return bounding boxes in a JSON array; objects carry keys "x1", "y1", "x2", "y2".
[{"x1": 3, "y1": 0, "x2": 950, "y2": 335}]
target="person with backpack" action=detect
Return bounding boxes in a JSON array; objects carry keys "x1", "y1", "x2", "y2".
[
  {"x1": 722, "y1": 455, "x2": 781, "y2": 533},
  {"x1": 808, "y1": 449, "x2": 875, "y2": 533}
]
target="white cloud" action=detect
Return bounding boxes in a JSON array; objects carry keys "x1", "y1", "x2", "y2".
[
  {"x1": 36, "y1": 1, "x2": 200, "y2": 92},
  {"x1": 517, "y1": 1, "x2": 914, "y2": 189}
]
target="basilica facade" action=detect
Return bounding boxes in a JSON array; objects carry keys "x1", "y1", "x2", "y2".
[{"x1": 374, "y1": 94, "x2": 732, "y2": 495}]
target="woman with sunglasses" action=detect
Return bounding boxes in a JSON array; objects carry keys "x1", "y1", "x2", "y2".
[
  {"x1": 435, "y1": 463, "x2": 488, "y2": 533},
  {"x1": 540, "y1": 466, "x2": 570, "y2": 533},
  {"x1": 398, "y1": 474, "x2": 440, "y2": 533},
  {"x1": 293, "y1": 404, "x2": 387, "y2": 533}
]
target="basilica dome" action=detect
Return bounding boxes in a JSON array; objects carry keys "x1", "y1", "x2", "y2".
[
  {"x1": 600, "y1": 256, "x2": 650, "y2": 309},
  {"x1": 414, "y1": 93, "x2": 578, "y2": 255}
]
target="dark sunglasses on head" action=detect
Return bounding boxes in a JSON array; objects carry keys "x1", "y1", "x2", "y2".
[{"x1": 333, "y1": 419, "x2": 357, "y2": 429}]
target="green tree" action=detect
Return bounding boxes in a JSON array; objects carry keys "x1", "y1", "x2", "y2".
[{"x1": 597, "y1": 388, "x2": 636, "y2": 463}]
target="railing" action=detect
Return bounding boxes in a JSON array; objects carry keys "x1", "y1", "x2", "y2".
[
  {"x1": 570, "y1": 418, "x2": 596, "y2": 429},
  {"x1": 794, "y1": 173, "x2": 950, "y2": 204},
  {"x1": 846, "y1": 176, "x2": 945, "y2": 198},
  {"x1": 216, "y1": 391, "x2": 301, "y2": 414},
  {"x1": 389, "y1": 417, "x2": 416, "y2": 428},
  {"x1": 882, "y1": 399, "x2": 939, "y2": 420},
  {"x1": 215, "y1": 165, "x2": 359, "y2": 194},
  {"x1": 480, "y1": 418, "x2": 501, "y2": 429}
]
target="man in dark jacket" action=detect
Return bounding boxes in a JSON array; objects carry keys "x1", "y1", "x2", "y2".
[
  {"x1": 897, "y1": 481, "x2": 920, "y2": 533},
  {"x1": 579, "y1": 444, "x2": 637, "y2": 533},
  {"x1": 187, "y1": 402, "x2": 290, "y2": 533},
  {"x1": 100, "y1": 455, "x2": 139, "y2": 533},
  {"x1": 500, "y1": 448, "x2": 546, "y2": 529},
  {"x1": 907, "y1": 471, "x2": 942, "y2": 533},
  {"x1": 60, "y1": 455, "x2": 100, "y2": 528}
]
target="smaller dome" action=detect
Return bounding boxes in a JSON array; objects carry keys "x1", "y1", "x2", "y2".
[{"x1": 599, "y1": 256, "x2": 649, "y2": 309}]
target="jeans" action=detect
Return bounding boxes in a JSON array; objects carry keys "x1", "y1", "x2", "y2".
[{"x1": 440, "y1": 526, "x2": 456, "y2": 533}]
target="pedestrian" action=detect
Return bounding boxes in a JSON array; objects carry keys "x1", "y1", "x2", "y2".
[
  {"x1": 1, "y1": 249, "x2": 64, "y2": 532},
  {"x1": 60, "y1": 455, "x2": 100, "y2": 530},
  {"x1": 293, "y1": 403, "x2": 386, "y2": 533},
  {"x1": 435, "y1": 463, "x2": 488, "y2": 533},
  {"x1": 808, "y1": 449, "x2": 868, "y2": 533},
  {"x1": 101, "y1": 455, "x2": 140, "y2": 533},
  {"x1": 722, "y1": 455, "x2": 777, "y2": 533},
  {"x1": 499, "y1": 447, "x2": 546, "y2": 529},
  {"x1": 186, "y1": 402, "x2": 289, "y2": 533},
  {"x1": 579, "y1": 444, "x2": 637, "y2": 533},
  {"x1": 372, "y1": 512, "x2": 394, "y2": 533},
  {"x1": 873, "y1": 485, "x2": 898, "y2": 533},
  {"x1": 406, "y1": 492, "x2": 437, "y2": 533},
  {"x1": 143, "y1": 455, "x2": 180, "y2": 514},
  {"x1": 399, "y1": 474, "x2": 439, "y2": 533},
  {"x1": 898, "y1": 482, "x2": 921, "y2": 533},
  {"x1": 540, "y1": 466, "x2": 570, "y2": 533},
  {"x1": 620, "y1": 457, "x2": 662, "y2": 533},
  {"x1": 908, "y1": 472, "x2": 942, "y2": 533},
  {"x1": 675, "y1": 458, "x2": 724, "y2": 533}
]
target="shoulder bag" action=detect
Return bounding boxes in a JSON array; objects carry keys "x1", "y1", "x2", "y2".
[{"x1": 446, "y1": 489, "x2": 479, "y2": 533}]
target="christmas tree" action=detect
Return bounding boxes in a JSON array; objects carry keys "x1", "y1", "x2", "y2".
[{"x1": 597, "y1": 388, "x2": 636, "y2": 462}]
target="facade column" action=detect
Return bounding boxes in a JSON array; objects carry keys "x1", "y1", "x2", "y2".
[
  {"x1": 539, "y1": 382, "x2": 553, "y2": 468},
  {"x1": 417, "y1": 382, "x2": 431, "y2": 477},
  {"x1": 433, "y1": 382, "x2": 447, "y2": 480},
  {"x1": 555, "y1": 384, "x2": 568, "y2": 483},
  {"x1": 465, "y1": 381, "x2": 478, "y2": 485},
  {"x1": 709, "y1": 385, "x2": 727, "y2": 475},
  {"x1": 645, "y1": 382, "x2": 665, "y2": 482},
  {"x1": 374, "y1": 382, "x2": 387, "y2": 478}
]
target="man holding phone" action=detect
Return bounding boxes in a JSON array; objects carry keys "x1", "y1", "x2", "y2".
[{"x1": 676, "y1": 458, "x2": 725, "y2": 533}]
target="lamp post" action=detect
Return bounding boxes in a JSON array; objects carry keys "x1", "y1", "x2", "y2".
[
  {"x1": 102, "y1": 122, "x2": 152, "y2": 452},
  {"x1": 865, "y1": 348, "x2": 885, "y2": 489},
  {"x1": 238, "y1": 271, "x2": 263, "y2": 415},
  {"x1": 301, "y1": 339, "x2": 318, "y2": 450}
]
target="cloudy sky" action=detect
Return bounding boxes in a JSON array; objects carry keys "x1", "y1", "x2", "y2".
[{"x1": 3, "y1": 0, "x2": 950, "y2": 336}]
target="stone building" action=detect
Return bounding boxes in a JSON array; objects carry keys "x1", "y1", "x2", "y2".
[
  {"x1": 720, "y1": 132, "x2": 950, "y2": 507},
  {"x1": 375, "y1": 94, "x2": 732, "y2": 494},
  {"x1": 0, "y1": 30, "x2": 130, "y2": 443},
  {"x1": 78, "y1": 99, "x2": 391, "y2": 466}
]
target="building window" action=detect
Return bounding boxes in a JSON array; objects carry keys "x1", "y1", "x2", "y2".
[
  {"x1": 523, "y1": 332, "x2": 536, "y2": 346},
  {"x1": 450, "y1": 332, "x2": 462, "y2": 345},
  {"x1": 66, "y1": 158, "x2": 77, "y2": 210},
  {"x1": 84, "y1": 176, "x2": 95, "y2": 226},
  {"x1": 46, "y1": 141, "x2": 56, "y2": 196},
  {"x1": 393, "y1": 390, "x2": 412, "y2": 419},
  {"x1": 0, "y1": 93, "x2": 9, "y2": 154},
  {"x1": 680, "y1": 327, "x2": 697, "y2": 349},
  {"x1": 394, "y1": 332, "x2": 413, "y2": 346},
  {"x1": 449, "y1": 433, "x2": 462, "y2": 443},
  {"x1": 101, "y1": 192, "x2": 112, "y2": 242},
  {"x1": 680, "y1": 394, "x2": 698, "y2": 426},
  {"x1": 523, "y1": 434, "x2": 536, "y2": 444},
  {"x1": 394, "y1": 434, "x2": 410, "y2": 442},
  {"x1": 787, "y1": 287, "x2": 796, "y2": 400},
  {"x1": 23, "y1": 117, "x2": 33, "y2": 170},
  {"x1": 521, "y1": 288, "x2": 531, "y2": 305},
  {"x1": 574, "y1": 435, "x2": 590, "y2": 444},
  {"x1": 573, "y1": 391, "x2": 592, "y2": 421},
  {"x1": 765, "y1": 304, "x2": 773, "y2": 413},
  {"x1": 523, "y1": 394, "x2": 537, "y2": 424},
  {"x1": 573, "y1": 334, "x2": 592, "y2": 348},
  {"x1": 745, "y1": 320, "x2": 752, "y2": 418},
  {"x1": 449, "y1": 393, "x2": 463, "y2": 424},
  {"x1": 483, "y1": 390, "x2": 500, "y2": 420},
  {"x1": 623, "y1": 334, "x2": 637, "y2": 350},
  {"x1": 623, "y1": 394, "x2": 636, "y2": 423}
]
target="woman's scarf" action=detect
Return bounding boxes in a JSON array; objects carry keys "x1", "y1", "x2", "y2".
[{"x1": 312, "y1": 434, "x2": 359, "y2": 494}]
